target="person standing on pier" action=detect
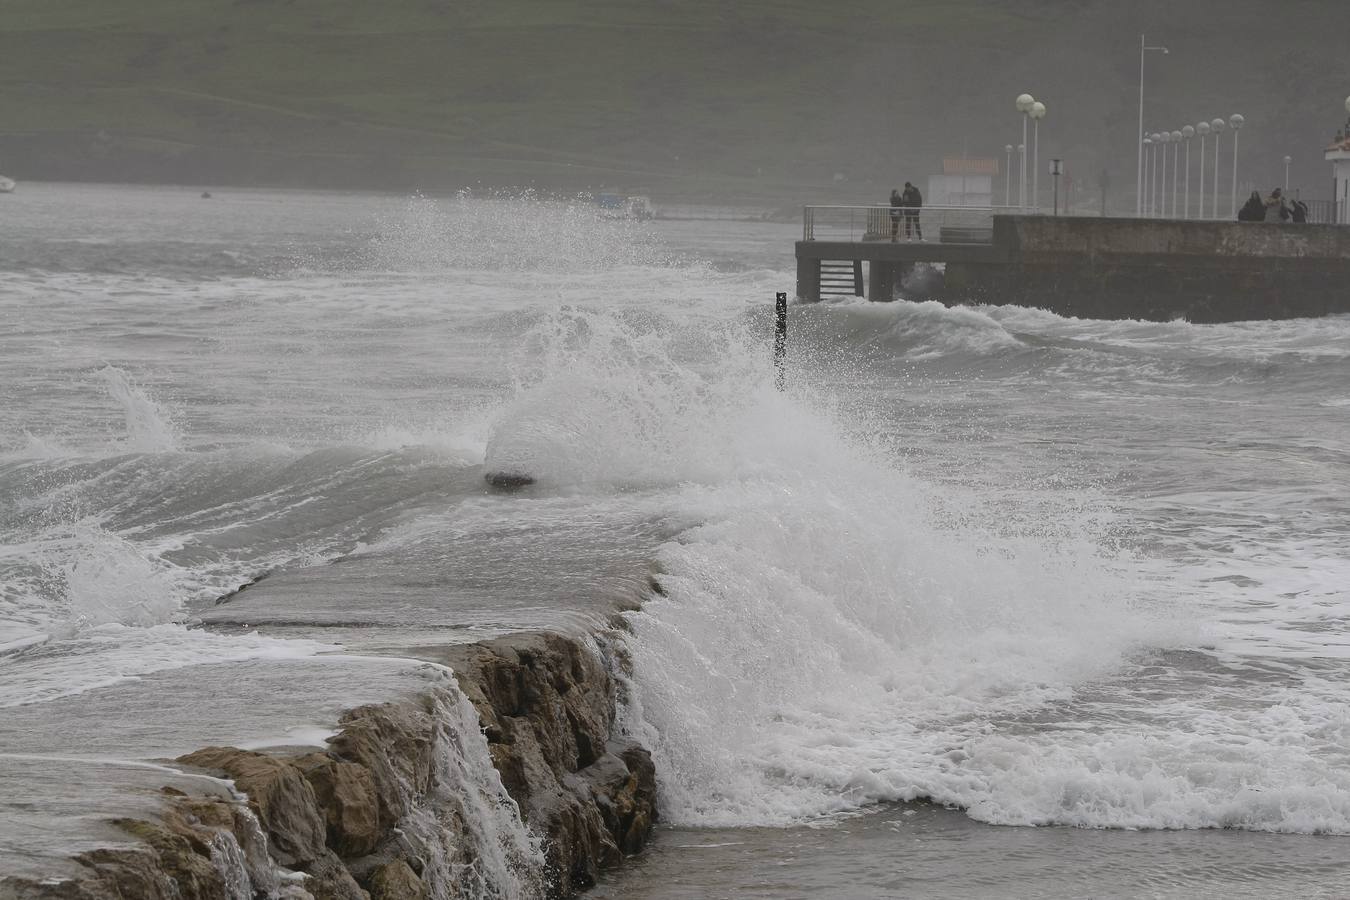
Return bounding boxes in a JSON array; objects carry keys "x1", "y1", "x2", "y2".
[
  {"x1": 1263, "y1": 188, "x2": 1290, "y2": 223},
  {"x1": 902, "y1": 182, "x2": 923, "y2": 241},
  {"x1": 890, "y1": 188, "x2": 903, "y2": 241}
]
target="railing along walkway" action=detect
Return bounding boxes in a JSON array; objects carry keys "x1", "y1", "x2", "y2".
[{"x1": 802, "y1": 205, "x2": 1019, "y2": 244}]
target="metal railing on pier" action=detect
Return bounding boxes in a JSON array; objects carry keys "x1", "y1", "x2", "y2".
[
  {"x1": 801, "y1": 205, "x2": 1016, "y2": 244},
  {"x1": 1305, "y1": 199, "x2": 1348, "y2": 225}
]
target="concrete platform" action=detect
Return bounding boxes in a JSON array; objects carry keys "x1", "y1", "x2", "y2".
[{"x1": 797, "y1": 215, "x2": 1350, "y2": 322}]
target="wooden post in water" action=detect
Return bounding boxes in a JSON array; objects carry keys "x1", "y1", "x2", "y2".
[{"x1": 774, "y1": 292, "x2": 787, "y2": 391}]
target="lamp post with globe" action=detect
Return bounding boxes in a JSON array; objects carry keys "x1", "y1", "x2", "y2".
[
  {"x1": 1210, "y1": 118, "x2": 1225, "y2": 219},
  {"x1": 1144, "y1": 135, "x2": 1155, "y2": 215},
  {"x1": 1196, "y1": 121, "x2": 1210, "y2": 219},
  {"x1": 1283, "y1": 155, "x2": 1291, "y2": 193},
  {"x1": 1171, "y1": 130, "x2": 1183, "y2": 218},
  {"x1": 1005, "y1": 144, "x2": 1014, "y2": 206},
  {"x1": 1016, "y1": 94, "x2": 1035, "y2": 208},
  {"x1": 1156, "y1": 133, "x2": 1167, "y2": 217},
  {"x1": 1030, "y1": 101, "x2": 1047, "y2": 212},
  {"x1": 1182, "y1": 126, "x2": 1195, "y2": 218},
  {"x1": 1229, "y1": 114, "x2": 1245, "y2": 218}
]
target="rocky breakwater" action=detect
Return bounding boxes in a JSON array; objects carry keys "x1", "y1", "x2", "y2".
[{"x1": 1, "y1": 632, "x2": 656, "y2": 900}]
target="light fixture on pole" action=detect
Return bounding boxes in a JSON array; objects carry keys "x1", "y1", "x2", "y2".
[
  {"x1": 1210, "y1": 118, "x2": 1225, "y2": 219},
  {"x1": 1018, "y1": 143, "x2": 1026, "y2": 209},
  {"x1": 1283, "y1": 154, "x2": 1291, "y2": 193},
  {"x1": 1017, "y1": 94, "x2": 1035, "y2": 209},
  {"x1": 1030, "y1": 101, "x2": 1046, "y2": 212},
  {"x1": 1155, "y1": 132, "x2": 1166, "y2": 217},
  {"x1": 1142, "y1": 136, "x2": 1153, "y2": 216},
  {"x1": 1229, "y1": 114, "x2": 1244, "y2": 218},
  {"x1": 1182, "y1": 125, "x2": 1195, "y2": 219},
  {"x1": 1005, "y1": 144, "x2": 1014, "y2": 206},
  {"x1": 1155, "y1": 130, "x2": 1166, "y2": 217},
  {"x1": 1137, "y1": 35, "x2": 1169, "y2": 216},
  {"x1": 1197, "y1": 121, "x2": 1210, "y2": 220},
  {"x1": 1171, "y1": 131, "x2": 1183, "y2": 218}
]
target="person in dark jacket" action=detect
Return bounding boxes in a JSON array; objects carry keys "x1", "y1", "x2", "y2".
[
  {"x1": 902, "y1": 182, "x2": 923, "y2": 241},
  {"x1": 1237, "y1": 191, "x2": 1266, "y2": 222},
  {"x1": 889, "y1": 188, "x2": 902, "y2": 241},
  {"x1": 1291, "y1": 198, "x2": 1309, "y2": 223}
]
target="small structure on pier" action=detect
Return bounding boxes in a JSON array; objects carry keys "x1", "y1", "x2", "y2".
[{"x1": 1327, "y1": 102, "x2": 1350, "y2": 225}]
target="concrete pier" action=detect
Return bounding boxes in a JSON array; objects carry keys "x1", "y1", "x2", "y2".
[{"x1": 796, "y1": 215, "x2": 1350, "y2": 322}]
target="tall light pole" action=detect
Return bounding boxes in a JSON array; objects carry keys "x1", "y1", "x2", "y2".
[
  {"x1": 1155, "y1": 132, "x2": 1166, "y2": 217},
  {"x1": 1171, "y1": 131, "x2": 1183, "y2": 218},
  {"x1": 1031, "y1": 101, "x2": 1046, "y2": 212},
  {"x1": 1159, "y1": 131, "x2": 1169, "y2": 217},
  {"x1": 1018, "y1": 143, "x2": 1026, "y2": 207},
  {"x1": 1229, "y1": 114, "x2": 1244, "y2": 217},
  {"x1": 1197, "y1": 121, "x2": 1209, "y2": 219},
  {"x1": 1283, "y1": 154, "x2": 1292, "y2": 193},
  {"x1": 1005, "y1": 144, "x2": 1014, "y2": 206},
  {"x1": 1137, "y1": 35, "x2": 1169, "y2": 216},
  {"x1": 1143, "y1": 137, "x2": 1153, "y2": 215},
  {"x1": 1182, "y1": 125, "x2": 1195, "y2": 219},
  {"x1": 1017, "y1": 93, "x2": 1035, "y2": 208},
  {"x1": 1210, "y1": 118, "x2": 1225, "y2": 219}
]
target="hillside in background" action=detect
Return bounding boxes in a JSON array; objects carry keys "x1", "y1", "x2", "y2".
[{"x1": 0, "y1": 0, "x2": 1345, "y2": 206}]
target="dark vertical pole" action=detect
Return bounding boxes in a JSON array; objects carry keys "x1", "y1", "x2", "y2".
[{"x1": 774, "y1": 292, "x2": 787, "y2": 391}]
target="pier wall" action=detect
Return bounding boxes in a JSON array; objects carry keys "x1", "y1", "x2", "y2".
[
  {"x1": 945, "y1": 217, "x2": 1350, "y2": 323},
  {"x1": 797, "y1": 216, "x2": 1350, "y2": 322}
]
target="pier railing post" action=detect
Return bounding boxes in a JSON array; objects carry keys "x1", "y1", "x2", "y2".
[{"x1": 774, "y1": 292, "x2": 787, "y2": 391}]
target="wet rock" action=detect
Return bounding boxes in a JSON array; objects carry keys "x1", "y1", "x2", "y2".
[
  {"x1": 439, "y1": 631, "x2": 658, "y2": 896},
  {"x1": 293, "y1": 753, "x2": 382, "y2": 857},
  {"x1": 366, "y1": 859, "x2": 428, "y2": 900},
  {"x1": 6, "y1": 630, "x2": 656, "y2": 900},
  {"x1": 177, "y1": 747, "x2": 326, "y2": 867},
  {"x1": 302, "y1": 852, "x2": 368, "y2": 900},
  {"x1": 326, "y1": 700, "x2": 437, "y2": 835}
]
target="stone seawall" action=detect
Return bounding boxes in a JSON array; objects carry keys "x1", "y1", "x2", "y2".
[
  {"x1": 944, "y1": 216, "x2": 1350, "y2": 323},
  {"x1": 1, "y1": 632, "x2": 654, "y2": 900}
]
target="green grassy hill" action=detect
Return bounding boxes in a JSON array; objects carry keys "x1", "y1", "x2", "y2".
[{"x1": 0, "y1": 0, "x2": 1344, "y2": 205}]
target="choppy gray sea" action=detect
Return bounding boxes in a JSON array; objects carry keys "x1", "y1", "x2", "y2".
[{"x1": 2, "y1": 183, "x2": 1349, "y2": 898}]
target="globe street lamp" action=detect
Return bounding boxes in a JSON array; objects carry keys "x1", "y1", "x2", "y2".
[
  {"x1": 1017, "y1": 93, "x2": 1035, "y2": 208},
  {"x1": 1018, "y1": 143, "x2": 1026, "y2": 206},
  {"x1": 1229, "y1": 114, "x2": 1245, "y2": 218},
  {"x1": 1143, "y1": 136, "x2": 1153, "y2": 216},
  {"x1": 1159, "y1": 131, "x2": 1170, "y2": 217},
  {"x1": 1182, "y1": 125, "x2": 1195, "y2": 219},
  {"x1": 1137, "y1": 35, "x2": 1169, "y2": 216},
  {"x1": 1283, "y1": 154, "x2": 1292, "y2": 193},
  {"x1": 1196, "y1": 121, "x2": 1210, "y2": 219},
  {"x1": 1155, "y1": 132, "x2": 1166, "y2": 217},
  {"x1": 1171, "y1": 130, "x2": 1183, "y2": 218},
  {"x1": 1005, "y1": 144, "x2": 1014, "y2": 206},
  {"x1": 1210, "y1": 118, "x2": 1225, "y2": 219},
  {"x1": 1030, "y1": 101, "x2": 1047, "y2": 212}
]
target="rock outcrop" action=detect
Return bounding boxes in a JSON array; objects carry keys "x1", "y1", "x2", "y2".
[
  {"x1": 0, "y1": 631, "x2": 656, "y2": 900},
  {"x1": 435, "y1": 633, "x2": 657, "y2": 895}
]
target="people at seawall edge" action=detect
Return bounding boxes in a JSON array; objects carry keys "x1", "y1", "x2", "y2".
[
  {"x1": 890, "y1": 188, "x2": 902, "y2": 242},
  {"x1": 1264, "y1": 187, "x2": 1290, "y2": 223},
  {"x1": 1291, "y1": 198, "x2": 1309, "y2": 223},
  {"x1": 902, "y1": 181, "x2": 923, "y2": 241},
  {"x1": 1237, "y1": 191, "x2": 1266, "y2": 222}
]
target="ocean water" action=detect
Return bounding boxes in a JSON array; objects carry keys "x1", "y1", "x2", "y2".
[{"x1": 2, "y1": 183, "x2": 1349, "y2": 897}]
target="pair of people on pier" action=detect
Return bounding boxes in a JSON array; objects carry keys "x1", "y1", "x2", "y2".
[
  {"x1": 888, "y1": 183, "x2": 923, "y2": 241},
  {"x1": 1238, "y1": 188, "x2": 1306, "y2": 223}
]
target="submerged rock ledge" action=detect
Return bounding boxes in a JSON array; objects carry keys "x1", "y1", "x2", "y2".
[{"x1": 2, "y1": 631, "x2": 656, "y2": 899}]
